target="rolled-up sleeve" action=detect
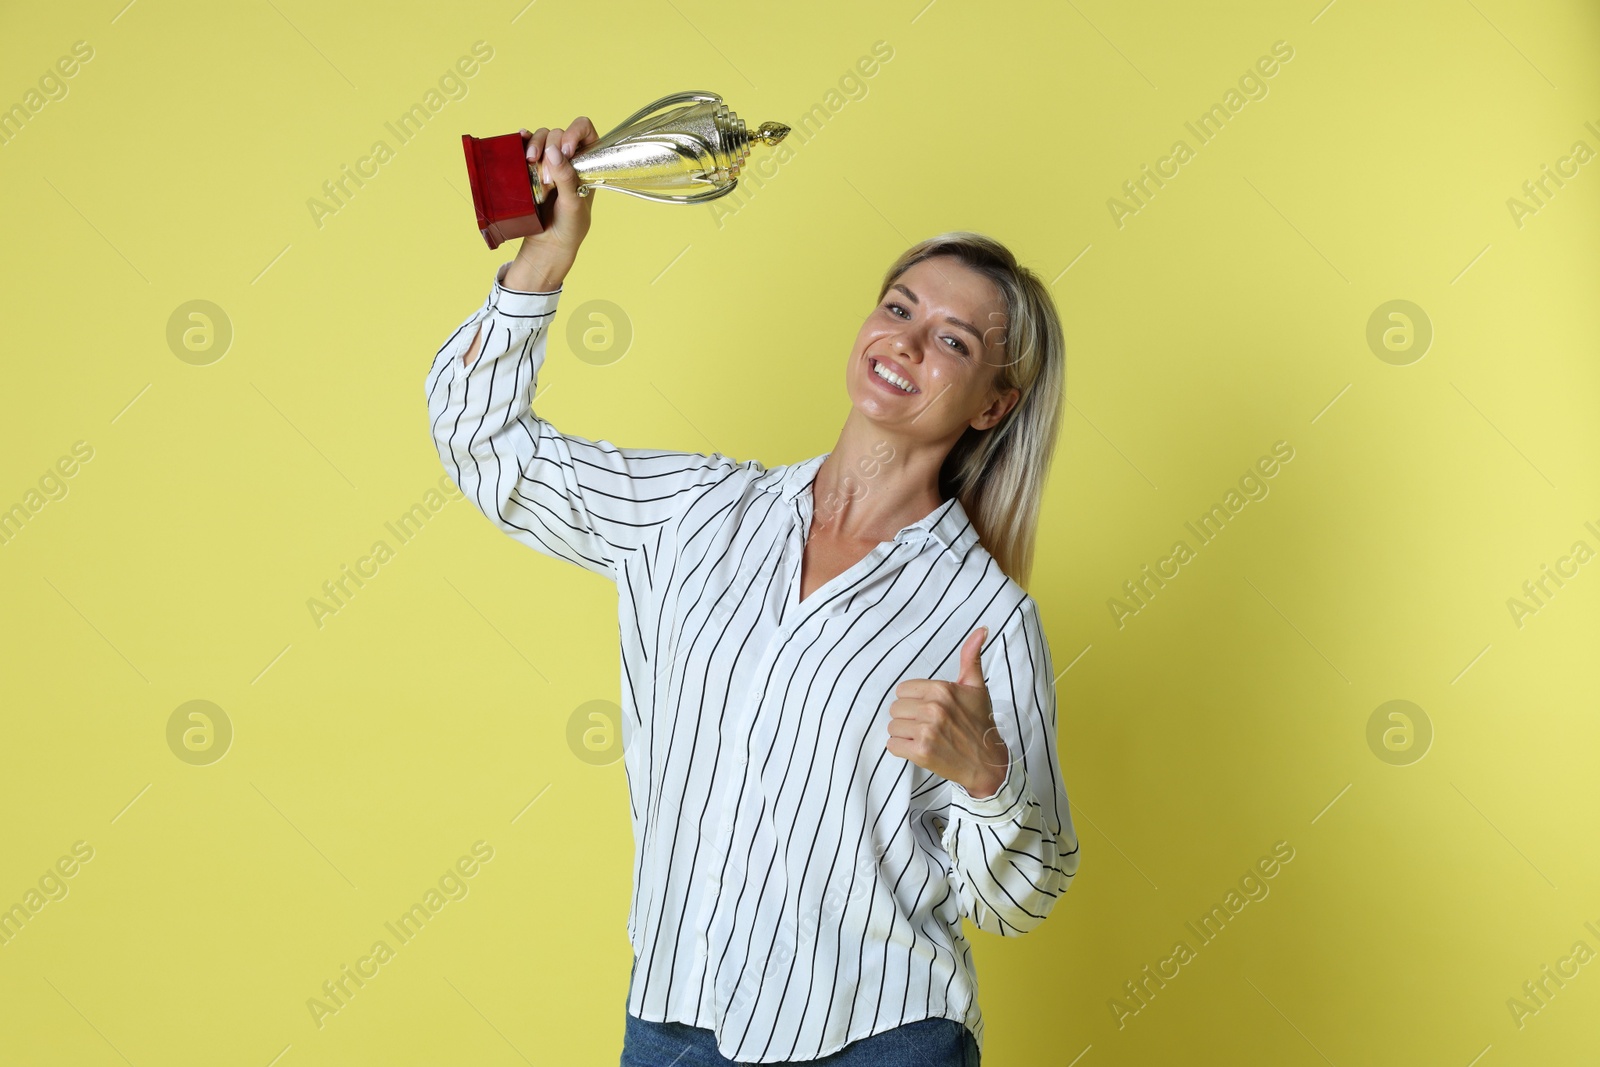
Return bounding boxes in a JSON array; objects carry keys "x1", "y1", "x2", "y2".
[
  {"x1": 425, "y1": 261, "x2": 746, "y2": 583},
  {"x1": 940, "y1": 598, "x2": 1080, "y2": 935}
]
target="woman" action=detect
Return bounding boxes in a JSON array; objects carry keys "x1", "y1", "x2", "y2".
[{"x1": 426, "y1": 117, "x2": 1080, "y2": 1067}]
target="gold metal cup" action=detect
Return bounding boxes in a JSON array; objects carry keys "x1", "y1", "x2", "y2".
[{"x1": 533, "y1": 90, "x2": 789, "y2": 205}]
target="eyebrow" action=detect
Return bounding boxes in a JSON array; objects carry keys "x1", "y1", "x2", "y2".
[{"x1": 889, "y1": 283, "x2": 986, "y2": 346}]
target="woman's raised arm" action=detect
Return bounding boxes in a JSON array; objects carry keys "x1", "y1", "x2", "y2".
[
  {"x1": 425, "y1": 266, "x2": 749, "y2": 584},
  {"x1": 425, "y1": 115, "x2": 752, "y2": 584}
]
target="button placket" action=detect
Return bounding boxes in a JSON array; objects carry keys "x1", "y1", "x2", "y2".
[{"x1": 699, "y1": 494, "x2": 831, "y2": 1021}]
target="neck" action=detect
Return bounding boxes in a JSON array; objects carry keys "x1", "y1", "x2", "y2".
[{"x1": 811, "y1": 421, "x2": 954, "y2": 542}]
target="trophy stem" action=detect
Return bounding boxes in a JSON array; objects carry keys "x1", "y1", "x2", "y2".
[{"x1": 527, "y1": 161, "x2": 546, "y2": 206}]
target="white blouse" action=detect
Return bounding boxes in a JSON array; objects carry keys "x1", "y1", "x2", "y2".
[{"x1": 425, "y1": 262, "x2": 1080, "y2": 1063}]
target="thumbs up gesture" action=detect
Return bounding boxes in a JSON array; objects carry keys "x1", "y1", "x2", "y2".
[{"x1": 887, "y1": 626, "x2": 1012, "y2": 799}]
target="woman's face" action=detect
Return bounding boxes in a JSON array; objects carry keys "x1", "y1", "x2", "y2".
[{"x1": 847, "y1": 255, "x2": 1020, "y2": 441}]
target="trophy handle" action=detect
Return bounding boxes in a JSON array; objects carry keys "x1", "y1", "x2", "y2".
[
  {"x1": 602, "y1": 90, "x2": 723, "y2": 140},
  {"x1": 580, "y1": 182, "x2": 739, "y2": 205}
]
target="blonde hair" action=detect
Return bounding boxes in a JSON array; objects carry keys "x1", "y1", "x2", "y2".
[{"x1": 877, "y1": 231, "x2": 1066, "y2": 589}]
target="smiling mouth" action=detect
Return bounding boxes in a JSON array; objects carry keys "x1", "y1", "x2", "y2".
[{"x1": 869, "y1": 356, "x2": 918, "y2": 394}]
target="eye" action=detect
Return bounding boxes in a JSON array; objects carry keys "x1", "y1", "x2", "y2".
[{"x1": 884, "y1": 302, "x2": 969, "y2": 356}]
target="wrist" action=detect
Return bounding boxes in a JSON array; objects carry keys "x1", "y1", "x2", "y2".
[
  {"x1": 504, "y1": 249, "x2": 571, "y2": 293},
  {"x1": 963, "y1": 766, "x2": 1005, "y2": 800}
]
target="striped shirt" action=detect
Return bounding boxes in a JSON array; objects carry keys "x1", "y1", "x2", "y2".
[{"x1": 425, "y1": 262, "x2": 1080, "y2": 1063}]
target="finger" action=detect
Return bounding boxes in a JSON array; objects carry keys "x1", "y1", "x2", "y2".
[
  {"x1": 886, "y1": 697, "x2": 927, "y2": 723},
  {"x1": 895, "y1": 678, "x2": 943, "y2": 701},
  {"x1": 524, "y1": 127, "x2": 549, "y2": 160},
  {"x1": 537, "y1": 128, "x2": 563, "y2": 185},
  {"x1": 544, "y1": 135, "x2": 580, "y2": 201},
  {"x1": 560, "y1": 117, "x2": 590, "y2": 157},
  {"x1": 524, "y1": 128, "x2": 551, "y2": 187},
  {"x1": 957, "y1": 627, "x2": 988, "y2": 688},
  {"x1": 886, "y1": 716, "x2": 927, "y2": 745},
  {"x1": 568, "y1": 115, "x2": 599, "y2": 151}
]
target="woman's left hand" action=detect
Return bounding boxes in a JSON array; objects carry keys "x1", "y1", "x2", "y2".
[{"x1": 887, "y1": 627, "x2": 1012, "y2": 798}]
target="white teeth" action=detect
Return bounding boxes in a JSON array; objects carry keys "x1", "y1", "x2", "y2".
[{"x1": 872, "y1": 358, "x2": 916, "y2": 393}]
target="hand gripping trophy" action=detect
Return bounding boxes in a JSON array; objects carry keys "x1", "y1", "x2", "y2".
[{"x1": 462, "y1": 90, "x2": 791, "y2": 248}]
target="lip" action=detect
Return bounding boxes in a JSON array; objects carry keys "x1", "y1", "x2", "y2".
[{"x1": 867, "y1": 355, "x2": 919, "y2": 395}]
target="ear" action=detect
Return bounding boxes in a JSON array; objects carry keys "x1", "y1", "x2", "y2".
[{"x1": 971, "y1": 385, "x2": 1021, "y2": 432}]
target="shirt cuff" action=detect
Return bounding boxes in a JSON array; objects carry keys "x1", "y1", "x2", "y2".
[
  {"x1": 491, "y1": 260, "x2": 563, "y2": 318},
  {"x1": 948, "y1": 754, "x2": 1027, "y2": 825}
]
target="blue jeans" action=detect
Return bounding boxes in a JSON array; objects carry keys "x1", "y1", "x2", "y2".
[{"x1": 621, "y1": 958, "x2": 980, "y2": 1066}]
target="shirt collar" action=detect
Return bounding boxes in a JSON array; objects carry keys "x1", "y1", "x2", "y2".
[{"x1": 759, "y1": 452, "x2": 979, "y2": 556}]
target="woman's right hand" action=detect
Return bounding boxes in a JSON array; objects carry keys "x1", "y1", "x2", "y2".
[{"x1": 504, "y1": 116, "x2": 600, "y2": 291}]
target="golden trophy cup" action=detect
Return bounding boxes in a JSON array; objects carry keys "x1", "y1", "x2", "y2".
[{"x1": 462, "y1": 90, "x2": 791, "y2": 248}]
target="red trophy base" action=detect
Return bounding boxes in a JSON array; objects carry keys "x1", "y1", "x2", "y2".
[{"x1": 462, "y1": 132, "x2": 544, "y2": 249}]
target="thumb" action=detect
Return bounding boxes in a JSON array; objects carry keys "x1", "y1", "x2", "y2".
[{"x1": 957, "y1": 627, "x2": 988, "y2": 688}]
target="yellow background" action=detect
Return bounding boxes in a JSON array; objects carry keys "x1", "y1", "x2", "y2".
[{"x1": 2, "y1": 0, "x2": 1598, "y2": 1064}]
